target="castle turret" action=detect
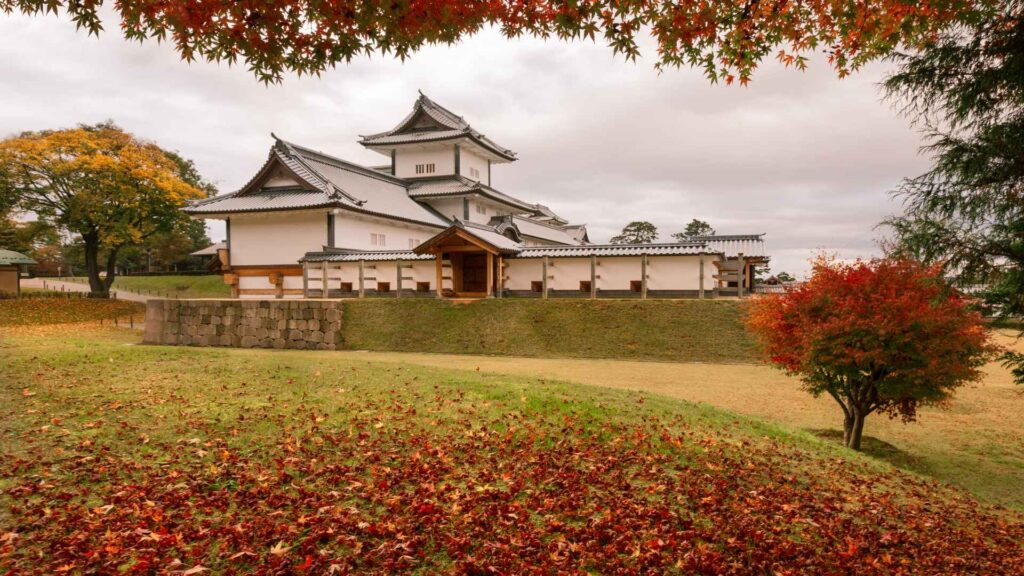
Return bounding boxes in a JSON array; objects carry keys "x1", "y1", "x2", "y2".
[{"x1": 359, "y1": 92, "x2": 515, "y2": 186}]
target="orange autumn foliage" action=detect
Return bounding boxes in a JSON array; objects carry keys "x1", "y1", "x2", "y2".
[{"x1": 2, "y1": 0, "x2": 992, "y2": 83}]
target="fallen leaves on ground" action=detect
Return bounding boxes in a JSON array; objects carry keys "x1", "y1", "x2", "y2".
[
  {"x1": 0, "y1": 298, "x2": 144, "y2": 326},
  {"x1": 2, "y1": 392, "x2": 1023, "y2": 575}
]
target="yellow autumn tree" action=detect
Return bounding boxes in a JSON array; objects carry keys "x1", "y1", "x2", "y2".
[{"x1": 0, "y1": 122, "x2": 206, "y2": 296}]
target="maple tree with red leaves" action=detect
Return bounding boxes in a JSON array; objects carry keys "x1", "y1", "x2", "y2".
[
  {"x1": 746, "y1": 256, "x2": 996, "y2": 450},
  {"x1": 0, "y1": 0, "x2": 994, "y2": 83}
]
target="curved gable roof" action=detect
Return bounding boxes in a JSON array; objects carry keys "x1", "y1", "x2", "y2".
[{"x1": 359, "y1": 93, "x2": 516, "y2": 161}]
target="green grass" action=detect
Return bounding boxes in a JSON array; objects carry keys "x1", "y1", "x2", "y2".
[
  {"x1": 340, "y1": 299, "x2": 757, "y2": 363},
  {"x1": 1, "y1": 326, "x2": 1021, "y2": 573},
  {"x1": 66, "y1": 274, "x2": 231, "y2": 298}
]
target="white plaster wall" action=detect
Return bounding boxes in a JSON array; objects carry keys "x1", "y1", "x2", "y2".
[
  {"x1": 394, "y1": 147, "x2": 455, "y2": 178},
  {"x1": 546, "y1": 258, "x2": 592, "y2": 291},
  {"x1": 333, "y1": 212, "x2": 438, "y2": 250},
  {"x1": 646, "y1": 256, "x2": 699, "y2": 291},
  {"x1": 459, "y1": 149, "x2": 490, "y2": 185},
  {"x1": 407, "y1": 260, "x2": 437, "y2": 289},
  {"x1": 504, "y1": 259, "x2": 543, "y2": 291},
  {"x1": 425, "y1": 197, "x2": 465, "y2": 222},
  {"x1": 264, "y1": 174, "x2": 301, "y2": 187},
  {"x1": 595, "y1": 257, "x2": 644, "y2": 291},
  {"x1": 230, "y1": 211, "x2": 327, "y2": 266}
]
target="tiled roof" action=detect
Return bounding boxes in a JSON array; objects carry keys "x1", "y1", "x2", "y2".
[
  {"x1": 532, "y1": 203, "x2": 567, "y2": 224},
  {"x1": 516, "y1": 243, "x2": 714, "y2": 258},
  {"x1": 302, "y1": 241, "x2": 716, "y2": 262},
  {"x1": 360, "y1": 93, "x2": 516, "y2": 161},
  {"x1": 408, "y1": 176, "x2": 537, "y2": 213},
  {"x1": 498, "y1": 215, "x2": 581, "y2": 246},
  {"x1": 184, "y1": 138, "x2": 450, "y2": 229},
  {"x1": 185, "y1": 188, "x2": 334, "y2": 214},
  {"x1": 302, "y1": 250, "x2": 434, "y2": 263},
  {"x1": 189, "y1": 242, "x2": 226, "y2": 257},
  {"x1": 459, "y1": 220, "x2": 523, "y2": 253},
  {"x1": 0, "y1": 248, "x2": 36, "y2": 265},
  {"x1": 688, "y1": 234, "x2": 767, "y2": 258}
]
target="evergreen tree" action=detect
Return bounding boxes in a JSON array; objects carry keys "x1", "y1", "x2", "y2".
[
  {"x1": 610, "y1": 221, "x2": 658, "y2": 244},
  {"x1": 881, "y1": 1, "x2": 1024, "y2": 383},
  {"x1": 671, "y1": 219, "x2": 715, "y2": 241}
]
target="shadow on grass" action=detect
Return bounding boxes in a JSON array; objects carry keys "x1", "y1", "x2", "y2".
[{"x1": 808, "y1": 428, "x2": 932, "y2": 476}]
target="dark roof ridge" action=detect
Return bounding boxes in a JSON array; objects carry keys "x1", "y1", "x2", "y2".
[
  {"x1": 688, "y1": 234, "x2": 766, "y2": 241},
  {"x1": 534, "y1": 241, "x2": 709, "y2": 250},
  {"x1": 509, "y1": 214, "x2": 579, "y2": 232}
]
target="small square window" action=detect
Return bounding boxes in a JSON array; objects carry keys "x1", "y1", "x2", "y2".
[
  {"x1": 377, "y1": 282, "x2": 390, "y2": 292},
  {"x1": 476, "y1": 204, "x2": 486, "y2": 215},
  {"x1": 416, "y1": 282, "x2": 430, "y2": 292},
  {"x1": 469, "y1": 167, "x2": 481, "y2": 179},
  {"x1": 340, "y1": 282, "x2": 353, "y2": 292},
  {"x1": 531, "y1": 281, "x2": 544, "y2": 293},
  {"x1": 370, "y1": 233, "x2": 386, "y2": 247},
  {"x1": 415, "y1": 163, "x2": 436, "y2": 175},
  {"x1": 408, "y1": 238, "x2": 420, "y2": 249},
  {"x1": 630, "y1": 280, "x2": 643, "y2": 292},
  {"x1": 579, "y1": 280, "x2": 592, "y2": 292}
]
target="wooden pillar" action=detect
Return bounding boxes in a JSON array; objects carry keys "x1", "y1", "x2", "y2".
[
  {"x1": 542, "y1": 256, "x2": 549, "y2": 299},
  {"x1": 321, "y1": 261, "x2": 328, "y2": 297},
  {"x1": 698, "y1": 254, "x2": 705, "y2": 299},
  {"x1": 358, "y1": 260, "x2": 365, "y2": 298},
  {"x1": 641, "y1": 254, "x2": 648, "y2": 300},
  {"x1": 486, "y1": 252, "x2": 494, "y2": 297},
  {"x1": 435, "y1": 253, "x2": 443, "y2": 298},
  {"x1": 302, "y1": 262, "x2": 310, "y2": 298},
  {"x1": 396, "y1": 258, "x2": 403, "y2": 299},
  {"x1": 737, "y1": 253, "x2": 745, "y2": 298},
  {"x1": 497, "y1": 255, "x2": 504, "y2": 298},
  {"x1": 590, "y1": 255, "x2": 597, "y2": 299}
]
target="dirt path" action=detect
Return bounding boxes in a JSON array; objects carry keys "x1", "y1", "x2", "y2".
[{"x1": 22, "y1": 278, "x2": 150, "y2": 303}]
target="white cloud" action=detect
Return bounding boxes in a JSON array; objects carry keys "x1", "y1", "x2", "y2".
[{"x1": 0, "y1": 10, "x2": 930, "y2": 275}]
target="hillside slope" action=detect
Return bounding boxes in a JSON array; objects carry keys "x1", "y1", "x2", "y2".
[
  {"x1": 2, "y1": 325, "x2": 1022, "y2": 574},
  {"x1": 341, "y1": 299, "x2": 757, "y2": 363}
]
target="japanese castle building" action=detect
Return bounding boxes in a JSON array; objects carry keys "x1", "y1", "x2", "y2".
[{"x1": 185, "y1": 93, "x2": 767, "y2": 299}]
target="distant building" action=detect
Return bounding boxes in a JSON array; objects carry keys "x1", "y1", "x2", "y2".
[
  {"x1": 185, "y1": 93, "x2": 767, "y2": 299},
  {"x1": 0, "y1": 249, "x2": 36, "y2": 297}
]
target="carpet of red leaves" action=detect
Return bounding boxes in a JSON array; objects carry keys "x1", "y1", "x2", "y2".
[{"x1": 3, "y1": 393, "x2": 1023, "y2": 575}]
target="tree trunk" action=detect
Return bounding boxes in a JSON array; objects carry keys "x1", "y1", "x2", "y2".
[
  {"x1": 82, "y1": 232, "x2": 109, "y2": 298},
  {"x1": 842, "y1": 412, "x2": 855, "y2": 447},
  {"x1": 846, "y1": 409, "x2": 867, "y2": 451},
  {"x1": 103, "y1": 247, "x2": 120, "y2": 293}
]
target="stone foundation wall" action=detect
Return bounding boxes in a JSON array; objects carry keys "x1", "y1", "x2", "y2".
[{"x1": 143, "y1": 299, "x2": 342, "y2": 350}]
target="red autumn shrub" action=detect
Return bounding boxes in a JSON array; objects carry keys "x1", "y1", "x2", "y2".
[{"x1": 746, "y1": 256, "x2": 995, "y2": 449}]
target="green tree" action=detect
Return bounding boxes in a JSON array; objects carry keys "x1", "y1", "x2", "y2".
[
  {"x1": 775, "y1": 271, "x2": 796, "y2": 283},
  {"x1": 610, "y1": 221, "x2": 658, "y2": 244},
  {"x1": 117, "y1": 150, "x2": 214, "y2": 273},
  {"x1": 0, "y1": 122, "x2": 207, "y2": 296},
  {"x1": 671, "y1": 219, "x2": 715, "y2": 241},
  {"x1": 881, "y1": 1, "x2": 1024, "y2": 382}
]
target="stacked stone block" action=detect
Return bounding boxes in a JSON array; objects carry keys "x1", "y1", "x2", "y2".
[{"x1": 143, "y1": 299, "x2": 342, "y2": 350}]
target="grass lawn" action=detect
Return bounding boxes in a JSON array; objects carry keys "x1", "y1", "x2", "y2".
[
  {"x1": 65, "y1": 274, "x2": 231, "y2": 299},
  {"x1": 340, "y1": 299, "x2": 756, "y2": 363},
  {"x1": 2, "y1": 320, "x2": 1023, "y2": 573}
]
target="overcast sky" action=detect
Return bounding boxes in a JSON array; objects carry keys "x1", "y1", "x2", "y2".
[{"x1": 0, "y1": 10, "x2": 931, "y2": 276}]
